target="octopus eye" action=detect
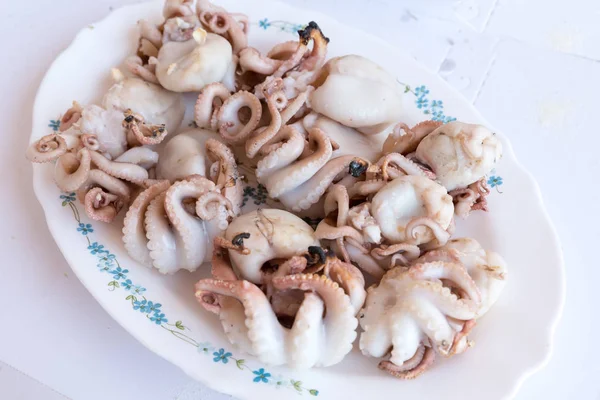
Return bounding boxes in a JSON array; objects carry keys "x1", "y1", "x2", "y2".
[
  {"x1": 232, "y1": 232, "x2": 251, "y2": 247},
  {"x1": 124, "y1": 115, "x2": 134, "y2": 123},
  {"x1": 349, "y1": 160, "x2": 368, "y2": 177},
  {"x1": 305, "y1": 246, "x2": 327, "y2": 265}
]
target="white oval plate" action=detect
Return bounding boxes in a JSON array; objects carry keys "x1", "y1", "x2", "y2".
[{"x1": 31, "y1": 1, "x2": 565, "y2": 399}]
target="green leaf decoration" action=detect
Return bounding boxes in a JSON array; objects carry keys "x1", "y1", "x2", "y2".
[
  {"x1": 309, "y1": 389, "x2": 319, "y2": 396},
  {"x1": 404, "y1": 85, "x2": 411, "y2": 93},
  {"x1": 291, "y1": 380, "x2": 303, "y2": 392},
  {"x1": 126, "y1": 295, "x2": 133, "y2": 301},
  {"x1": 62, "y1": 201, "x2": 68, "y2": 207},
  {"x1": 236, "y1": 359, "x2": 245, "y2": 370},
  {"x1": 175, "y1": 321, "x2": 185, "y2": 330},
  {"x1": 108, "y1": 281, "x2": 119, "y2": 288}
]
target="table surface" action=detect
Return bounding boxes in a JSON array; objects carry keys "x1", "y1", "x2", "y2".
[{"x1": 2, "y1": 0, "x2": 599, "y2": 399}]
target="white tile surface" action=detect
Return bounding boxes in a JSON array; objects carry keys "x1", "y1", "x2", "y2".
[
  {"x1": 1, "y1": 0, "x2": 599, "y2": 399},
  {"x1": 487, "y1": 0, "x2": 600, "y2": 60}
]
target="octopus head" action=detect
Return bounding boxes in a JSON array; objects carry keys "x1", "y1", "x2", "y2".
[
  {"x1": 103, "y1": 70, "x2": 185, "y2": 134},
  {"x1": 309, "y1": 55, "x2": 404, "y2": 135},
  {"x1": 415, "y1": 121, "x2": 503, "y2": 191},
  {"x1": 369, "y1": 175, "x2": 454, "y2": 246},
  {"x1": 156, "y1": 28, "x2": 233, "y2": 92},
  {"x1": 222, "y1": 209, "x2": 319, "y2": 284}
]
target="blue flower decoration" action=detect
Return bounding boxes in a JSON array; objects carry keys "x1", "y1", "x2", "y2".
[
  {"x1": 88, "y1": 242, "x2": 107, "y2": 255},
  {"x1": 150, "y1": 313, "x2": 167, "y2": 325},
  {"x1": 146, "y1": 301, "x2": 162, "y2": 314},
  {"x1": 97, "y1": 263, "x2": 111, "y2": 273},
  {"x1": 122, "y1": 279, "x2": 134, "y2": 291},
  {"x1": 60, "y1": 193, "x2": 76, "y2": 204},
  {"x1": 110, "y1": 266, "x2": 129, "y2": 280},
  {"x1": 133, "y1": 299, "x2": 149, "y2": 312},
  {"x1": 487, "y1": 176, "x2": 503, "y2": 188},
  {"x1": 213, "y1": 348, "x2": 232, "y2": 363},
  {"x1": 431, "y1": 100, "x2": 444, "y2": 110},
  {"x1": 259, "y1": 18, "x2": 270, "y2": 29},
  {"x1": 77, "y1": 223, "x2": 93, "y2": 235},
  {"x1": 132, "y1": 285, "x2": 146, "y2": 295},
  {"x1": 414, "y1": 85, "x2": 429, "y2": 98},
  {"x1": 252, "y1": 368, "x2": 271, "y2": 383},
  {"x1": 197, "y1": 342, "x2": 215, "y2": 354},
  {"x1": 416, "y1": 97, "x2": 429, "y2": 109},
  {"x1": 48, "y1": 120, "x2": 60, "y2": 131},
  {"x1": 97, "y1": 253, "x2": 116, "y2": 266}
]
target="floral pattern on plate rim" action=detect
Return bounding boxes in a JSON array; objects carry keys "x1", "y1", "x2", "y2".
[{"x1": 45, "y1": 19, "x2": 505, "y2": 399}]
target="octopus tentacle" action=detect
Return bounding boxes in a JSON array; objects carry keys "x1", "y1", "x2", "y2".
[
  {"x1": 76, "y1": 169, "x2": 131, "y2": 204},
  {"x1": 54, "y1": 149, "x2": 92, "y2": 192},
  {"x1": 278, "y1": 155, "x2": 364, "y2": 212},
  {"x1": 197, "y1": 0, "x2": 248, "y2": 54},
  {"x1": 217, "y1": 91, "x2": 262, "y2": 144},
  {"x1": 123, "y1": 109, "x2": 168, "y2": 146},
  {"x1": 379, "y1": 344, "x2": 436, "y2": 380},
  {"x1": 161, "y1": 177, "x2": 216, "y2": 271},
  {"x1": 197, "y1": 278, "x2": 287, "y2": 365},
  {"x1": 205, "y1": 138, "x2": 243, "y2": 214},
  {"x1": 405, "y1": 217, "x2": 451, "y2": 247},
  {"x1": 83, "y1": 187, "x2": 124, "y2": 223},
  {"x1": 114, "y1": 147, "x2": 159, "y2": 170},
  {"x1": 59, "y1": 101, "x2": 83, "y2": 132},
  {"x1": 381, "y1": 152, "x2": 434, "y2": 180},
  {"x1": 259, "y1": 127, "x2": 332, "y2": 199},
  {"x1": 323, "y1": 257, "x2": 366, "y2": 315},
  {"x1": 272, "y1": 273, "x2": 357, "y2": 367},
  {"x1": 255, "y1": 126, "x2": 305, "y2": 181},
  {"x1": 195, "y1": 192, "x2": 234, "y2": 229},
  {"x1": 194, "y1": 83, "x2": 232, "y2": 130},
  {"x1": 383, "y1": 121, "x2": 443, "y2": 155},
  {"x1": 26, "y1": 134, "x2": 67, "y2": 163},
  {"x1": 245, "y1": 79, "x2": 286, "y2": 158},
  {"x1": 122, "y1": 180, "x2": 171, "y2": 266},
  {"x1": 89, "y1": 150, "x2": 150, "y2": 186}
]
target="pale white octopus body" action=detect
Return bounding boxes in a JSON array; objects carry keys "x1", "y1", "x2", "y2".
[
  {"x1": 316, "y1": 175, "x2": 454, "y2": 279},
  {"x1": 156, "y1": 128, "x2": 220, "y2": 182},
  {"x1": 103, "y1": 70, "x2": 185, "y2": 134},
  {"x1": 195, "y1": 209, "x2": 365, "y2": 368},
  {"x1": 415, "y1": 121, "x2": 503, "y2": 191},
  {"x1": 223, "y1": 209, "x2": 319, "y2": 283},
  {"x1": 309, "y1": 55, "x2": 404, "y2": 135},
  {"x1": 359, "y1": 239, "x2": 507, "y2": 378},
  {"x1": 156, "y1": 28, "x2": 234, "y2": 92},
  {"x1": 417, "y1": 238, "x2": 508, "y2": 316},
  {"x1": 122, "y1": 139, "x2": 243, "y2": 274}
]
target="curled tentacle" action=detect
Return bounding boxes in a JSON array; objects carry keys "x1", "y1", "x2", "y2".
[
  {"x1": 26, "y1": 134, "x2": 67, "y2": 163},
  {"x1": 383, "y1": 121, "x2": 443, "y2": 155},
  {"x1": 245, "y1": 79, "x2": 287, "y2": 158},
  {"x1": 88, "y1": 150, "x2": 150, "y2": 186},
  {"x1": 205, "y1": 138, "x2": 243, "y2": 214},
  {"x1": 122, "y1": 180, "x2": 171, "y2": 266},
  {"x1": 378, "y1": 344, "x2": 436, "y2": 380},
  {"x1": 59, "y1": 101, "x2": 83, "y2": 132},
  {"x1": 380, "y1": 152, "x2": 434, "y2": 180},
  {"x1": 123, "y1": 109, "x2": 168, "y2": 146},
  {"x1": 217, "y1": 91, "x2": 262, "y2": 144},
  {"x1": 195, "y1": 191, "x2": 235, "y2": 229},
  {"x1": 405, "y1": 217, "x2": 451, "y2": 247},
  {"x1": 54, "y1": 149, "x2": 92, "y2": 192},
  {"x1": 197, "y1": 0, "x2": 248, "y2": 54},
  {"x1": 83, "y1": 187, "x2": 125, "y2": 223},
  {"x1": 194, "y1": 82, "x2": 232, "y2": 130},
  {"x1": 371, "y1": 243, "x2": 421, "y2": 268}
]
